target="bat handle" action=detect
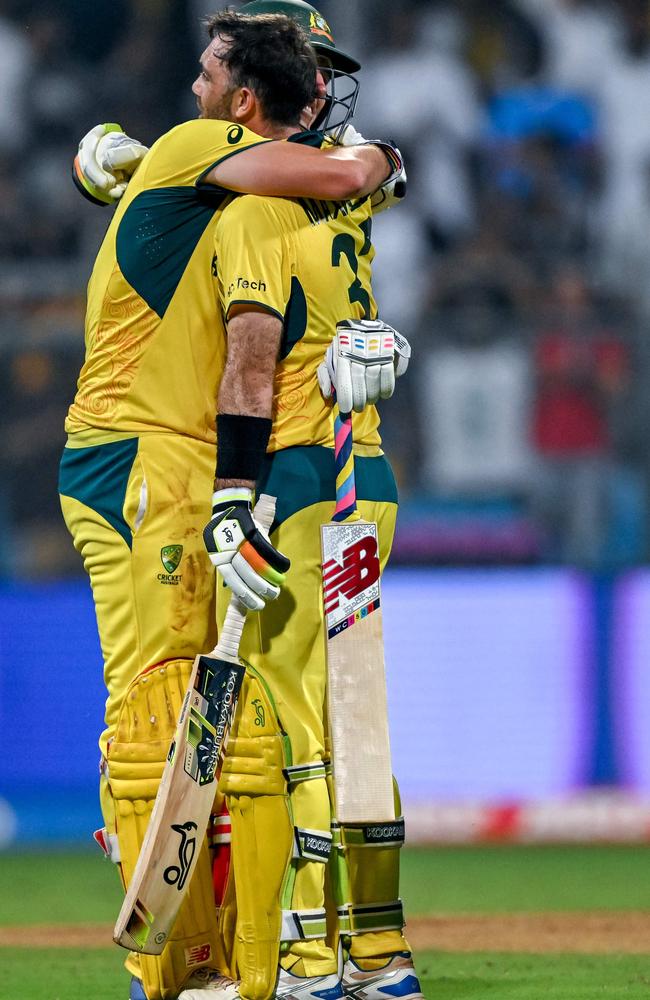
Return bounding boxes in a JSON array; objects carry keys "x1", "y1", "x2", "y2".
[
  {"x1": 332, "y1": 391, "x2": 359, "y2": 522},
  {"x1": 215, "y1": 493, "x2": 277, "y2": 660}
]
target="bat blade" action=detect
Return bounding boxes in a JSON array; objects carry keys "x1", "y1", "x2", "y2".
[
  {"x1": 113, "y1": 652, "x2": 245, "y2": 954},
  {"x1": 322, "y1": 518, "x2": 395, "y2": 823}
]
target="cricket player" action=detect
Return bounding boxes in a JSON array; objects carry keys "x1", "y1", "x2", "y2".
[
  {"x1": 182, "y1": 156, "x2": 423, "y2": 998},
  {"x1": 59, "y1": 11, "x2": 401, "y2": 1000}
]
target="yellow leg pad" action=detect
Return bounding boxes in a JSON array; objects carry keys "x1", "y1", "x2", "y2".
[
  {"x1": 218, "y1": 668, "x2": 293, "y2": 1000},
  {"x1": 329, "y1": 777, "x2": 410, "y2": 959},
  {"x1": 108, "y1": 660, "x2": 224, "y2": 1000}
]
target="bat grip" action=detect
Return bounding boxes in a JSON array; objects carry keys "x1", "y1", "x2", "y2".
[
  {"x1": 332, "y1": 391, "x2": 358, "y2": 522},
  {"x1": 215, "y1": 493, "x2": 276, "y2": 660}
]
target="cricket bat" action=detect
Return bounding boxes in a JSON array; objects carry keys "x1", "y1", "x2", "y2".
[
  {"x1": 113, "y1": 493, "x2": 276, "y2": 954},
  {"x1": 322, "y1": 398, "x2": 395, "y2": 823}
]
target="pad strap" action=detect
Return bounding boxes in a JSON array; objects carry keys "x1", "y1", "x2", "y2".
[
  {"x1": 292, "y1": 827, "x2": 332, "y2": 863},
  {"x1": 281, "y1": 908, "x2": 329, "y2": 941},
  {"x1": 207, "y1": 811, "x2": 232, "y2": 846},
  {"x1": 283, "y1": 761, "x2": 328, "y2": 787},
  {"x1": 337, "y1": 900, "x2": 405, "y2": 935},
  {"x1": 332, "y1": 818, "x2": 405, "y2": 848}
]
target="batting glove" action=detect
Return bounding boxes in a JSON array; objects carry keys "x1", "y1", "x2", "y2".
[
  {"x1": 317, "y1": 319, "x2": 412, "y2": 414},
  {"x1": 334, "y1": 124, "x2": 406, "y2": 213},
  {"x1": 73, "y1": 123, "x2": 149, "y2": 206},
  {"x1": 203, "y1": 488, "x2": 290, "y2": 612}
]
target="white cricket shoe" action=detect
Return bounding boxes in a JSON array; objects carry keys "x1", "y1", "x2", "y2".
[
  {"x1": 178, "y1": 967, "x2": 344, "y2": 999},
  {"x1": 275, "y1": 967, "x2": 344, "y2": 999},
  {"x1": 342, "y1": 953, "x2": 425, "y2": 999},
  {"x1": 178, "y1": 968, "x2": 242, "y2": 999}
]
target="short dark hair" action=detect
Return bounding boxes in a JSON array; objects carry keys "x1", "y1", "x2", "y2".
[{"x1": 205, "y1": 10, "x2": 317, "y2": 127}]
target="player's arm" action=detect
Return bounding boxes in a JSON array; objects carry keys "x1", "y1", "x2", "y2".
[
  {"x1": 205, "y1": 138, "x2": 402, "y2": 201},
  {"x1": 203, "y1": 308, "x2": 290, "y2": 612},
  {"x1": 74, "y1": 121, "x2": 402, "y2": 205}
]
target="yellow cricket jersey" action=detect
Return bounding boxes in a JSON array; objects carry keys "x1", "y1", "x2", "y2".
[
  {"x1": 66, "y1": 119, "x2": 271, "y2": 444},
  {"x1": 214, "y1": 135, "x2": 381, "y2": 452}
]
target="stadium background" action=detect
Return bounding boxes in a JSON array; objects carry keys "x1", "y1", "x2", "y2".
[{"x1": 3, "y1": 1, "x2": 650, "y2": 997}]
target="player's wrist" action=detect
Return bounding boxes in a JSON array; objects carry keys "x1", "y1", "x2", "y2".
[{"x1": 211, "y1": 486, "x2": 253, "y2": 513}]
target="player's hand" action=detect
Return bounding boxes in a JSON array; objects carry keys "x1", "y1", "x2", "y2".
[
  {"x1": 318, "y1": 319, "x2": 411, "y2": 414},
  {"x1": 334, "y1": 124, "x2": 406, "y2": 211},
  {"x1": 73, "y1": 123, "x2": 148, "y2": 206},
  {"x1": 203, "y1": 488, "x2": 290, "y2": 612},
  {"x1": 370, "y1": 159, "x2": 407, "y2": 214}
]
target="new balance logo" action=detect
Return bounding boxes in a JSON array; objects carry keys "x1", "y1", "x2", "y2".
[
  {"x1": 185, "y1": 942, "x2": 212, "y2": 968},
  {"x1": 323, "y1": 536, "x2": 380, "y2": 614}
]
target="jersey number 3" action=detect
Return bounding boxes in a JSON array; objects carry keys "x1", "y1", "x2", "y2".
[{"x1": 331, "y1": 219, "x2": 372, "y2": 319}]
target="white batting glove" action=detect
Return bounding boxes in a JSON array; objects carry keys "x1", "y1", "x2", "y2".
[
  {"x1": 74, "y1": 123, "x2": 148, "y2": 205},
  {"x1": 203, "y1": 488, "x2": 290, "y2": 612},
  {"x1": 317, "y1": 319, "x2": 411, "y2": 414},
  {"x1": 370, "y1": 160, "x2": 407, "y2": 214},
  {"x1": 334, "y1": 125, "x2": 406, "y2": 213}
]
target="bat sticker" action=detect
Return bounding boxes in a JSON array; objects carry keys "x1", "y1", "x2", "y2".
[{"x1": 163, "y1": 821, "x2": 198, "y2": 890}]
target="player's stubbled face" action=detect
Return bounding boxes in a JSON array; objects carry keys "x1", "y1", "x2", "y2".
[{"x1": 192, "y1": 38, "x2": 239, "y2": 121}]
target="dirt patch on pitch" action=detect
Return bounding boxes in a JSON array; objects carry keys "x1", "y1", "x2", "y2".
[
  {"x1": 407, "y1": 913, "x2": 650, "y2": 953},
  {"x1": 3, "y1": 914, "x2": 650, "y2": 953}
]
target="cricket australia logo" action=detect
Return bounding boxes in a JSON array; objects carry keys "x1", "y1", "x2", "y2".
[
  {"x1": 158, "y1": 545, "x2": 183, "y2": 586},
  {"x1": 163, "y1": 821, "x2": 198, "y2": 890},
  {"x1": 161, "y1": 545, "x2": 183, "y2": 574},
  {"x1": 323, "y1": 536, "x2": 380, "y2": 615}
]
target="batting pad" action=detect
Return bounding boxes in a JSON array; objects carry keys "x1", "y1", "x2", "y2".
[{"x1": 109, "y1": 660, "x2": 224, "y2": 999}]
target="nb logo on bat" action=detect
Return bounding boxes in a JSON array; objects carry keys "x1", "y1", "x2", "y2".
[
  {"x1": 322, "y1": 536, "x2": 380, "y2": 614},
  {"x1": 163, "y1": 822, "x2": 198, "y2": 891}
]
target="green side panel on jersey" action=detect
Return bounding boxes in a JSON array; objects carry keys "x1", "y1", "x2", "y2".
[
  {"x1": 58, "y1": 437, "x2": 139, "y2": 548},
  {"x1": 280, "y1": 277, "x2": 308, "y2": 360},
  {"x1": 257, "y1": 446, "x2": 398, "y2": 529},
  {"x1": 116, "y1": 187, "x2": 222, "y2": 319}
]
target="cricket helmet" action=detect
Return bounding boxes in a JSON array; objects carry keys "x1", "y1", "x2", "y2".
[
  {"x1": 240, "y1": 0, "x2": 360, "y2": 72},
  {"x1": 239, "y1": 0, "x2": 361, "y2": 134}
]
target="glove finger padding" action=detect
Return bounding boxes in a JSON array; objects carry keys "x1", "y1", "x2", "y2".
[
  {"x1": 99, "y1": 132, "x2": 149, "y2": 172},
  {"x1": 232, "y1": 552, "x2": 281, "y2": 604},
  {"x1": 350, "y1": 361, "x2": 369, "y2": 413},
  {"x1": 219, "y1": 562, "x2": 265, "y2": 612},
  {"x1": 380, "y1": 362, "x2": 396, "y2": 400},
  {"x1": 317, "y1": 360, "x2": 334, "y2": 401},
  {"x1": 334, "y1": 354, "x2": 355, "y2": 415}
]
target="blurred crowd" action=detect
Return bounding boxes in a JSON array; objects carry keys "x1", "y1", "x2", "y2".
[{"x1": 2, "y1": 0, "x2": 650, "y2": 577}]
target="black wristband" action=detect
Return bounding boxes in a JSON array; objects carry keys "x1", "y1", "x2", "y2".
[{"x1": 216, "y1": 413, "x2": 272, "y2": 481}]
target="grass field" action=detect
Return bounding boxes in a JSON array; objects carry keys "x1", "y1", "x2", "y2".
[{"x1": 2, "y1": 846, "x2": 650, "y2": 999}]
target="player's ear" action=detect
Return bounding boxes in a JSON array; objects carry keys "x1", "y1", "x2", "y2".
[{"x1": 232, "y1": 86, "x2": 256, "y2": 122}]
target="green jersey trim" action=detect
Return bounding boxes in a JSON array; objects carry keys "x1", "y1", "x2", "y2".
[
  {"x1": 58, "y1": 437, "x2": 140, "y2": 548},
  {"x1": 116, "y1": 187, "x2": 223, "y2": 319},
  {"x1": 257, "y1": 446, "x2": 397, "y2": 528}
]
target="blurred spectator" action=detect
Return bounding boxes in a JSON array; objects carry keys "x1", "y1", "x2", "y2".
[
  {"x1": 415, "y1": 224, "x2": 535, "y2": 495},
  {"x1": 529, "y1": 263, "x2": 632, "y2": 567},
  {"x1": 0, "y1": 348, "x2": 80, "y2": 577},
  {"x1": 519, "y1": 0, "x2": 623, "y2": 95},
  {"x1": 591, "y1": 2, "x2": 650, "y2": 301},
  {"x1": 358, "y1": 3, "x2": 480, "y2": 242},
  {"x1": 0, "y1": 2, "x2": 32, "y2": 155},
  {"x1": 463, "y1": 0, "x2": 545, "y2": 91}
]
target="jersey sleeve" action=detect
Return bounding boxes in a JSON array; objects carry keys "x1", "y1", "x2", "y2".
[
  {"x1": 142, "y1": 120, "x2": 273, "y2": 189},
  {"x1": 215, "y1": 196, "x2": 293, "y2": 322}
]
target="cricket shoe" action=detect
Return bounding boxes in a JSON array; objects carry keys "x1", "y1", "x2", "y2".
[
  {"x1": 178, "y1": 968, "x2": 242, "y2": 999},
  {"x1": 275, "y1": 967, "x2": 344, "y2": 999},
  {"x1": 129, "y1": 976, "x2": 146, "y2": 1000},
  {"x1": 342, "y1": 953, "x2": 425, "y2": 999}
]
